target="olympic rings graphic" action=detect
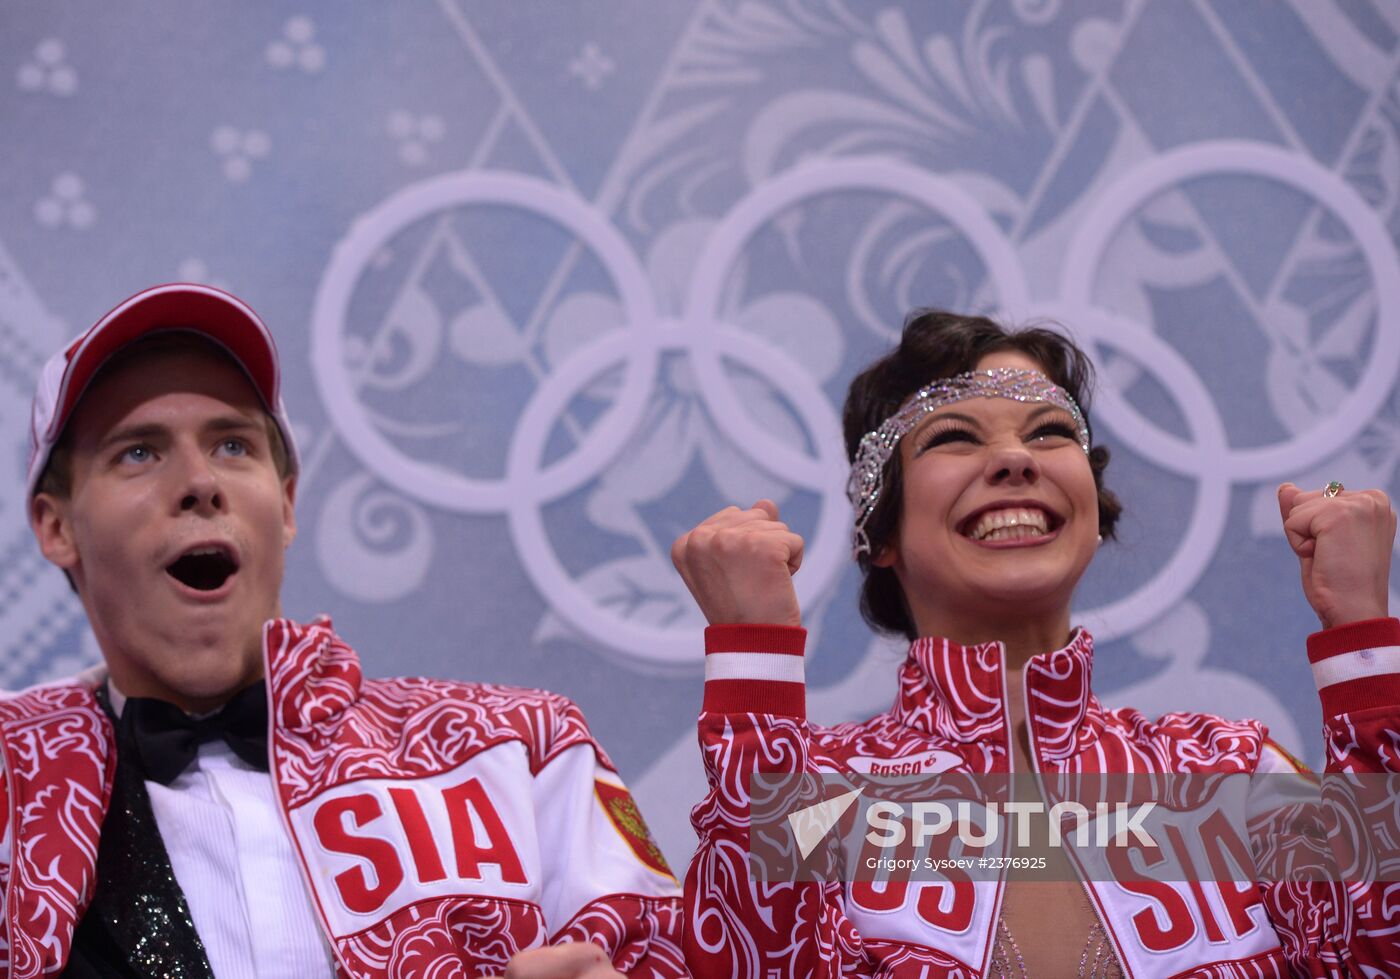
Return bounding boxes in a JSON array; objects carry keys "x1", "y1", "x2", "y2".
[
  {"x1": 1063, "y1": 141, "x2": 1400, "y2": 480},
  {"x1": 312, "y1": 171, "x2": 658, "y2": 513},
  {"x1": 309, "y1": 144, "x2": 1399, "y2": 662},
  {"x1": 506, "y1": 323, "x2": 847, "y2": 668}
]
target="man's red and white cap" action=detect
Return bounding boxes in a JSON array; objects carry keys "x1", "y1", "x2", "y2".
[{"x1": 27, "y1": 283, "x2": 299, "y2": 496}]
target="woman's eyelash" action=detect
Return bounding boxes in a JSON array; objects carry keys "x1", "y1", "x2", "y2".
[
  {"x1": 914, "y1": 420, "x2": 1077, "y2": 453},
  {"x1": 915, "y1": 426, "x2": 976, "y2": 451},
  {"x1": 1032, "y1": 422, "x2": 1078, "y2": 439}
]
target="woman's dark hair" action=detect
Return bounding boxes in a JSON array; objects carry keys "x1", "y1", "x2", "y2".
[{"x1": 842, "y1": 308, "x2": 1122, "y2": 640}]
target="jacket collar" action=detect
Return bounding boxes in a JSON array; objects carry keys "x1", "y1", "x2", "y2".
[
  {"x1": 262, "y1": 615, "x2": 360, "y2": 732},
  {"x1": 894, "y1": 628, "x2": 1098, "y2": 757}
]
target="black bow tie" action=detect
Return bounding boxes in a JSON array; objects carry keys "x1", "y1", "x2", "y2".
[{"x1": 116, "y1": 680, "x2": 270, "y2": 785}]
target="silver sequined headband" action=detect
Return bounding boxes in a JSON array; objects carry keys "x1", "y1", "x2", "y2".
[{"x1": 847, "y1": 367, "x2": 1091, "y2": 557}]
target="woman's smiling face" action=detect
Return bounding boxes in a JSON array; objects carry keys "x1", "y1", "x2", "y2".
[{"x1": 874, "y1": 350, "x2": 1101, "y2": 636}]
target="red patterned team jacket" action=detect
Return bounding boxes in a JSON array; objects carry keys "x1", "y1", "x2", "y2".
[
  {"x1": 688, "y1": 618, "x2": 1400, "y2": 978},
  {"x1": 0, "y1": 617, "x2": 686, "y2": 978}
]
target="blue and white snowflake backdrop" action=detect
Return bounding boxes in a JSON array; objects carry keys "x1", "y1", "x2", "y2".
[{"x1": 4, "y1": 0, "x2": 1399, "y2": 865}]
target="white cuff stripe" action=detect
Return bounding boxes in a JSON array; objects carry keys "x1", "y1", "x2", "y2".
[
  {"x1": 1312, "y1": 645, "x2": 1400, "y2": 691},
  {"x1": 705, "y1": 651, "x2": 805, "y2": 684}
]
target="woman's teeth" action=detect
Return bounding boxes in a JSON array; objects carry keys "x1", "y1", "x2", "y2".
[
  {"x1": 968, "y1": 508, "x2": 1049, "y2": 541},
  {"x1": 981, "y1": 524, "x2": 1045, "y2": 541}
]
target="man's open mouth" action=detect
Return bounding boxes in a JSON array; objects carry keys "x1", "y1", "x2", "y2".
[{"x1": 166, "y1": 546, "x2": 239, "y2": 592}]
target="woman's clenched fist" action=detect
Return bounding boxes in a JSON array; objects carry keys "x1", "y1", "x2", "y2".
[
  {"x1": 1278, "y1": 482, "x2": 1396, "y2": 629},
  {"x1": 671, "y1": 499, "x2": 805, "y2": 627}
]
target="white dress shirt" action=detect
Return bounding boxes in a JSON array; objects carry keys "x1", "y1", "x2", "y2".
[{"x1": 109, "y1": 682, "x2": 338, "y2": 979}]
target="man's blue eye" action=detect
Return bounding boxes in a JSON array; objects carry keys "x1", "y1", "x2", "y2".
[
  {"x1": 120, "y1": 446, "x2": 152, "y2": 463},
  {"x1": 220, "y1": 439, "x2": 247, "y2": 456}
]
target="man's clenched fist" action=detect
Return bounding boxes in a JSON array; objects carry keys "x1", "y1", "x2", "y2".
[{"x1": 671, "y1": 499, "x2": 805, "y2": 627}]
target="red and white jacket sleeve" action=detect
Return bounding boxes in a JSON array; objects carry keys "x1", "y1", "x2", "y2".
[
  {"x1": 1256, "y1": 617, "x2": 1400, "y2": 974},
  {"x1": 531, "y1": 732, "x2": 688, "y2": 976},
  {"x1": 1308, "y1": 617, "x2": 1400, "y2": 774},
  {"x1": 685, "y1": 625, "x2": 870, "y2": 978}
]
